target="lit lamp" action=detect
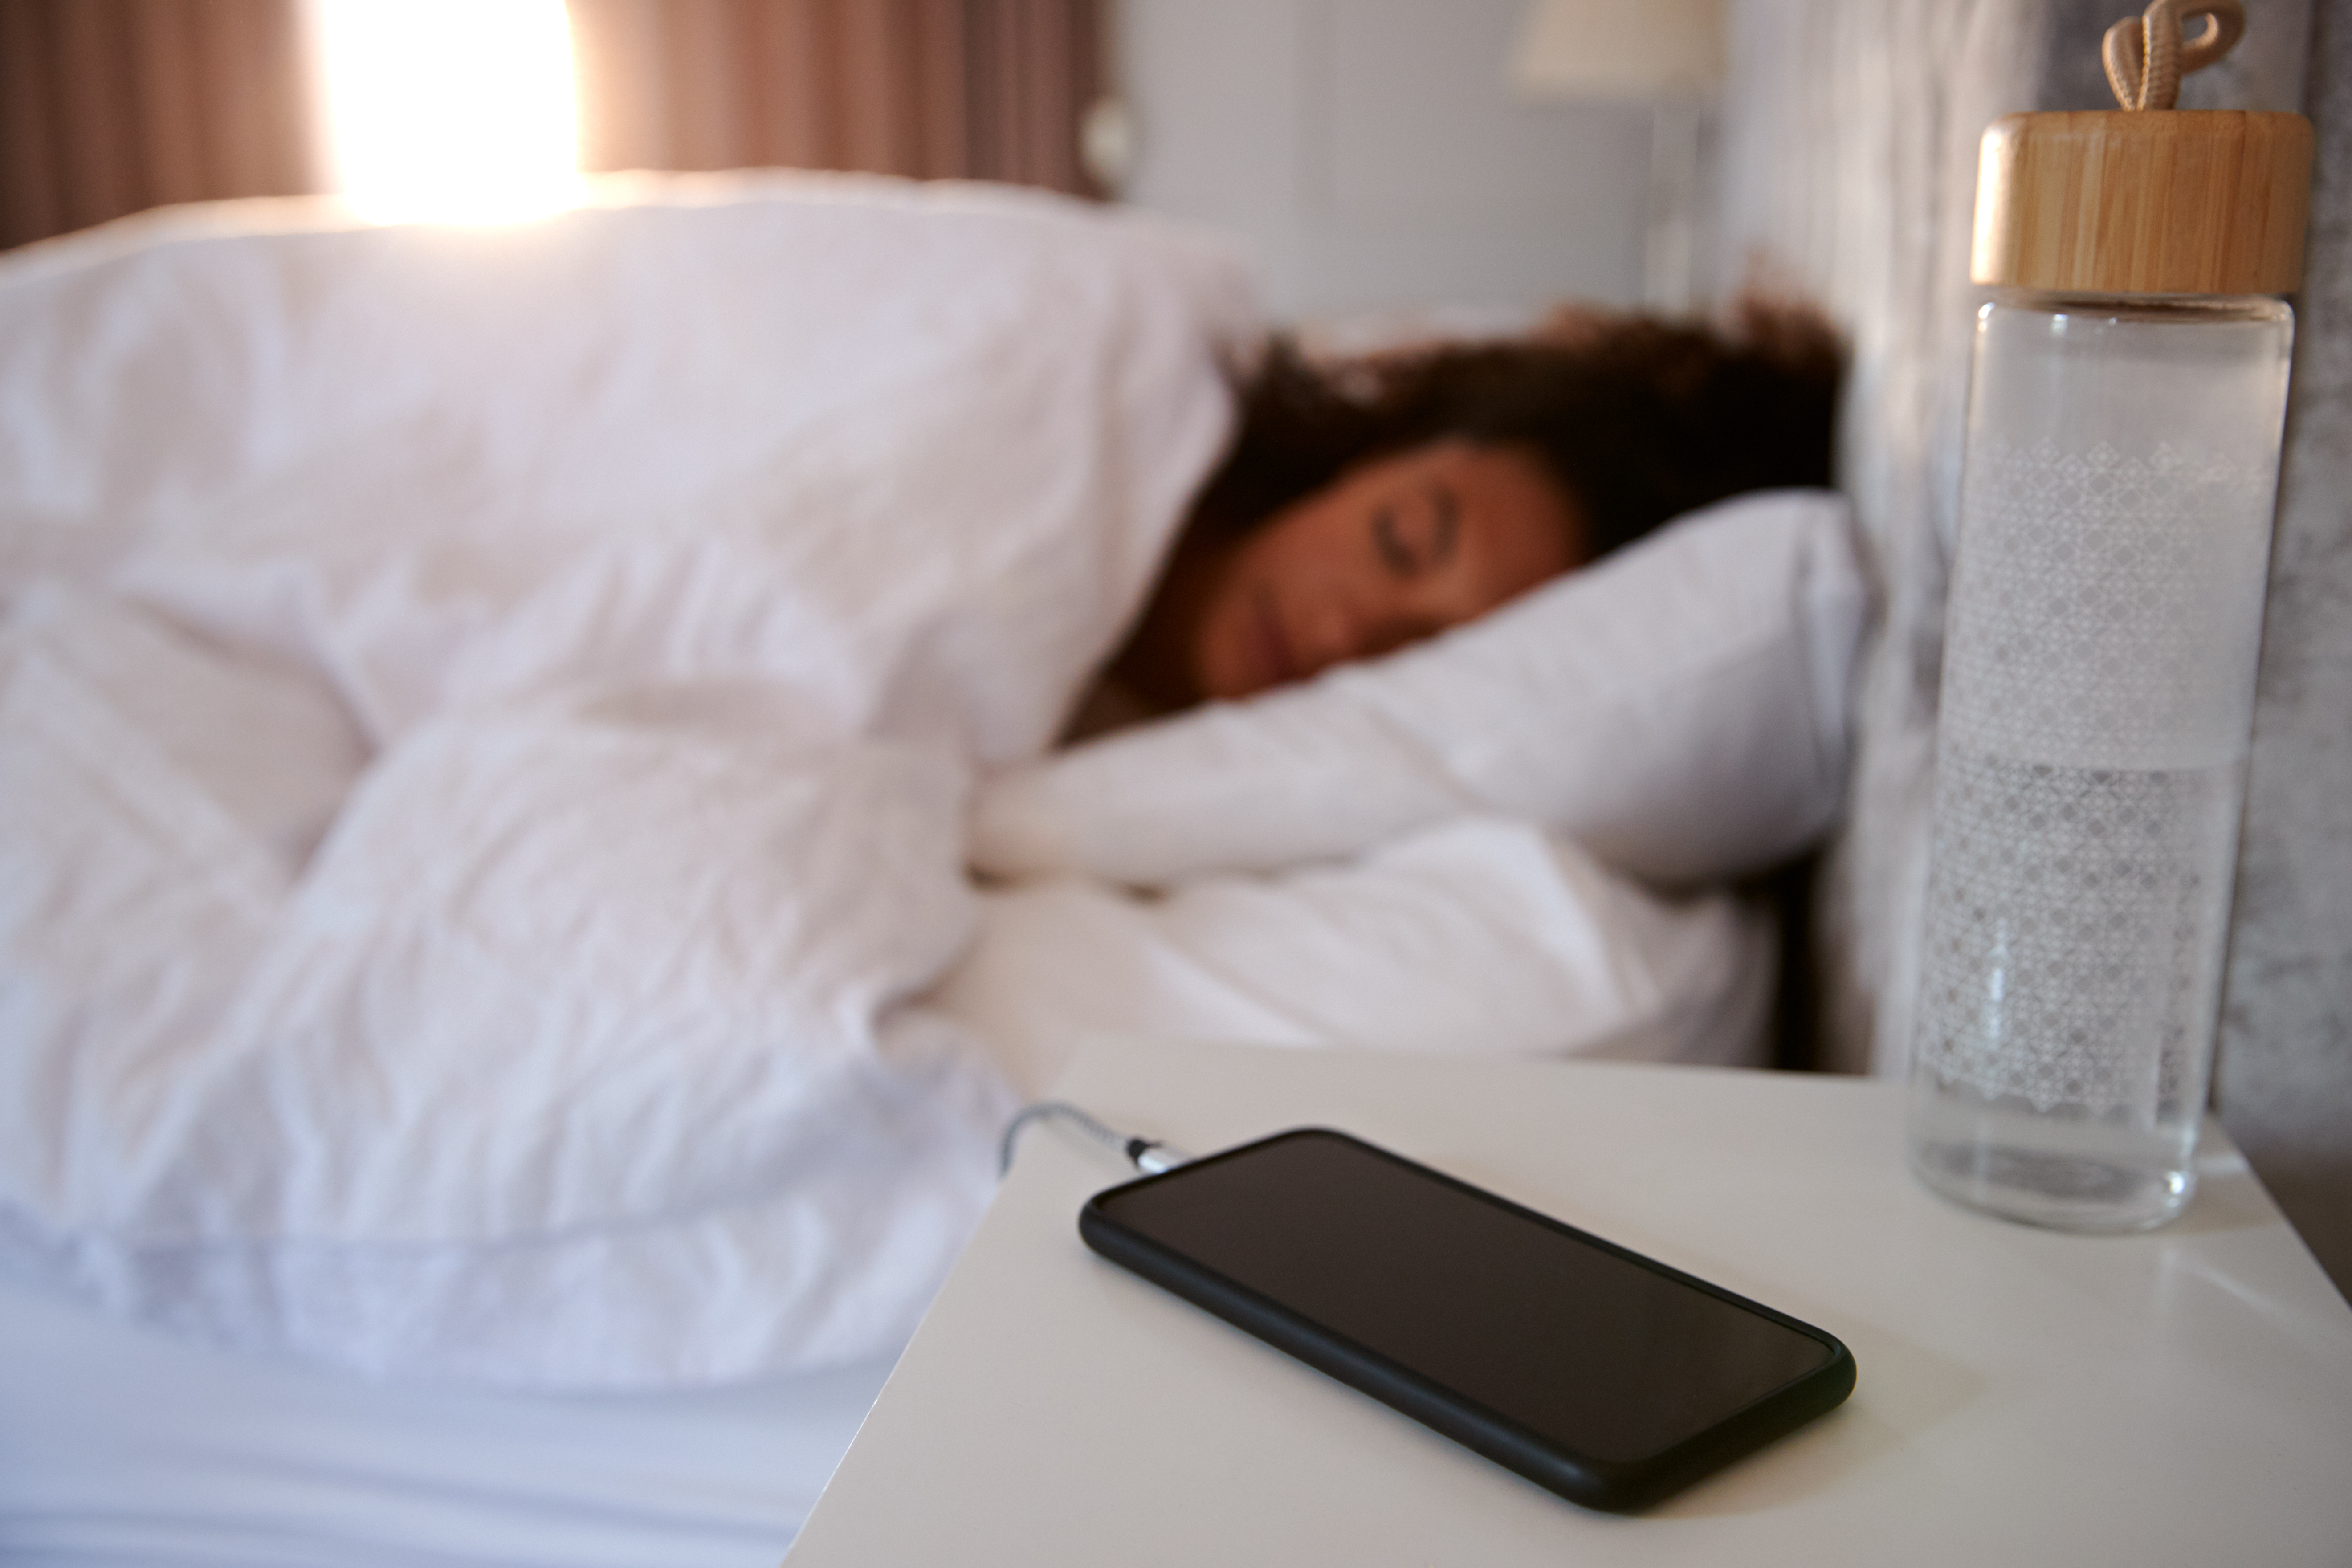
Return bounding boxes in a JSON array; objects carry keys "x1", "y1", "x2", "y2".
[{"x1": 1508, "y1": 0, "x2": 1727, "y2": 311}]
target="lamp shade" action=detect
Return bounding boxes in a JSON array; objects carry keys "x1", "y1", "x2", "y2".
[{"x1": 1509, "y1": 0, "x2": 1727, "y2": 101}]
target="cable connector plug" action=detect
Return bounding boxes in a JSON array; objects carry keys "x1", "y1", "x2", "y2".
[
  {"x1": 1126, "y1": 1138, "x2": 1187, "y2": 1175},
  {"x1": 999, "y1": 1100, "x2": 1194, "y2": 1178}
]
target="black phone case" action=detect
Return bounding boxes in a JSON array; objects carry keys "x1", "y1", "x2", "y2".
[{"x1": 1079, "y1": 1128, "x2": 1856, "y2": 1513}]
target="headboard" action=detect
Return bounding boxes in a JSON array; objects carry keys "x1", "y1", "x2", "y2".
[{"x1": 1713, "y1": 0, "x2": 2350, "y2": 1291}]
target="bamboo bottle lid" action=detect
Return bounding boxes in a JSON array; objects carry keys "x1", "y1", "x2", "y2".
[{"x1": 1970, "y1": 1, "x2": 2312, "y2": 294}]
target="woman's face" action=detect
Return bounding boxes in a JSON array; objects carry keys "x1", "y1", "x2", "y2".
[{"x1": 1188, "y1": 439, "x2": 1581, "y2": 701}]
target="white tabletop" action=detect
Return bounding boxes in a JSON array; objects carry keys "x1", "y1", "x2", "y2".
[{"x1": 787, "y1": 1039, "x2": 2352, "y2": 1565}]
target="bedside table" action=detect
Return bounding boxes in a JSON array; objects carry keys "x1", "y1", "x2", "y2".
[{"x1": 788, "y1": 1037, "x2": 2352, "y2": 1565}]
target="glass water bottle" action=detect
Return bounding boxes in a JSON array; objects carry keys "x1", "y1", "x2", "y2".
[{"x1": 1905, "y1": 98, "x2": 2311, "y2": 1231}]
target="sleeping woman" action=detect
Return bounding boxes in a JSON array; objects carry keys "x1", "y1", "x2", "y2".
[
  {"x1": 1089, "y1": 297, "x2": 1841, "y2": 726},
  {"x1": 0, "y1": 186, "x2": 1856, "y2": 1391},
  {"x1": 950, "y1": 292, "x2": 1855, "y2": 1092}
]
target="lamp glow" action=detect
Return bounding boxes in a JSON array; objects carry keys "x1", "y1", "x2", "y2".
[
  {"x1": 310, "y1": 0, "x2": 582, "y2": 224},
  {"x1": 1508, "y1": 0, "x2": 1726, "y2": 102}
]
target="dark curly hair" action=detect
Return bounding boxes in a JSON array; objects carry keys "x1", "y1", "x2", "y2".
[{"x1": 1183, "y1": 297, "x2": 1843, "y2": 562}]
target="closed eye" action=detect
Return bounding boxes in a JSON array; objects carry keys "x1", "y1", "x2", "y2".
[
  {"x1": 1427, "y1": 482, "x2": 1460, "y2": 566},
  {"x1": 1372, "y1": 484, "x2": 1461, "y2": 578},
  {"x1": 1373, "y1": 505, "x2": 1414, "y2": 574}
]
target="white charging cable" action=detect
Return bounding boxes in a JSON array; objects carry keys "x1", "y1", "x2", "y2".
[{"x1": 998, "y1": 1100, "x2": 1193, "y2": 1179}]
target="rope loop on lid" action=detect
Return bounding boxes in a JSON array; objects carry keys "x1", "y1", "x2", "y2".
[{"x1": 2103, "y1": 0, "x2": 2246, "y2": 111}]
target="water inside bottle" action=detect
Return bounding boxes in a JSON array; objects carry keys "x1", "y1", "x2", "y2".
[{"x1": 1907, "y1": 749, "x2": 2244, "y2": 1231}]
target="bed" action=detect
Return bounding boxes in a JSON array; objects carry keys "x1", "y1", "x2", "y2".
[
  {"x1": 0, "y1": 164, "x2": 1859, "y2": 1561},
  {"x1": 7, "y1": 0, "x2": 2340, "y2": 1556}
]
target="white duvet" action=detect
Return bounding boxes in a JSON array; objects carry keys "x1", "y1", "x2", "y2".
[{"x1": 0, "y1": 176, "x2": 1785, "y2": 1386}]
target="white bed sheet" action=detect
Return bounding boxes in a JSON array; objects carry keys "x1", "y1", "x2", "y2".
[
  {"x1": 0, "y1": 175, "x2": 1831, "y2": 1559},
  {"x1": 0, "y1": 175, "x2": 1803, "y2": 1393},
  {"x1": 0, "y1": 1271, "x2": 886, "y2": 1568},
  {"x1": 0, "y1": 175, "x2": 1253, "y2": 1388}
]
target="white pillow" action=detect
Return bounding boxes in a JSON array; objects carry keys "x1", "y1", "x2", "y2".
[{"x1": 970, "y1": 489, "x2": 1866, "y2": 888}]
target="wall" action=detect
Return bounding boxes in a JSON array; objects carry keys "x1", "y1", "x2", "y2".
[
  {"x1": 2214, "y1": 0, "x2": 2352, "y2": 1301},
  {"x1": 1108, "y1": 0, "x2": 1658, "y2": 324}
]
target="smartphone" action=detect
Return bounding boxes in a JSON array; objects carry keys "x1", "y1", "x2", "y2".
[{"x1": 1079, "y1": 1127, "x2": 1855, "y2": 1512}]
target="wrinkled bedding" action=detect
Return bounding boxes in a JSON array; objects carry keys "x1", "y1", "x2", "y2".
[{"x1": 0, "y1": 176, "x2": 1787, "y2": 1387}]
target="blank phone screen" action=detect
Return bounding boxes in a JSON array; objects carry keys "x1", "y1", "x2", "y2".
[{"x1": 1090, "y1": 1132, "x2": 1836, "y2": 1464}]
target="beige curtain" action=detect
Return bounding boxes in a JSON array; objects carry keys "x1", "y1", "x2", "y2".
[
  {"x1": 0, "y1": 0, "x2": 315, "y2": 251},
  {"x1": 569, "y1": 0, "x2": 1102, "y2": 195}
]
